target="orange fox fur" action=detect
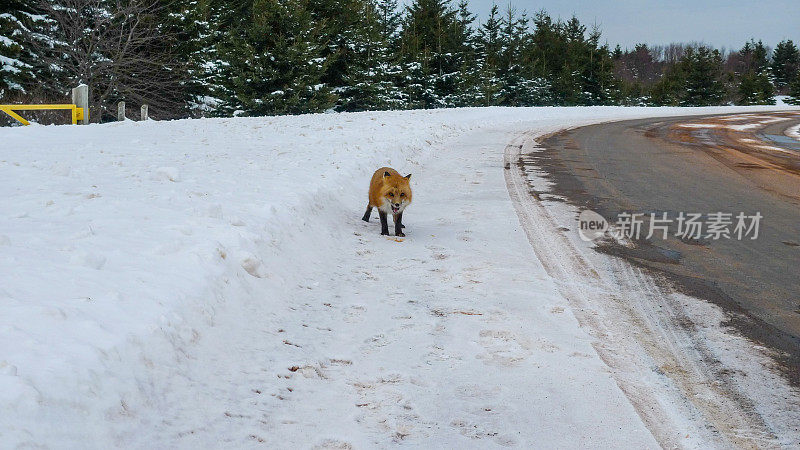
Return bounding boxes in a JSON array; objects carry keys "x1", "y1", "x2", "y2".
[{"x1": 362, "y1": 167, "x2": 412, "y2": 236}]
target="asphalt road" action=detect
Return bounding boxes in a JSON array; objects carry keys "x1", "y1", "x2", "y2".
[{"x1": 534, "y1": 111, "x2": 800, "y2": 378}]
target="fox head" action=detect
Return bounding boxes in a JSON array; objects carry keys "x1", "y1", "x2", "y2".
[{"x1": 381, "y1": 171, "x2": 412, "y2": 214}]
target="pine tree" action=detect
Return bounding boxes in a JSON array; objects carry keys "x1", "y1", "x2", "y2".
[
  {"x1": 179, "y1": 0, "x2": 230, "y2": 115},
  {"x1": 313, "y1": 0, "x2": 371, "y2": 107},
  {"x1": 441, "y1": 0, "x2": 478, "y2": 106},
  {"x1": 376, "y1": 0, "x2": 401, "y2": 41},
  {"x1": 0, "y1": 0, "x2": 53, "y2": 101},
  {"x1": 787, "y1": 72, "x2": 800, "y2": 105},
  {"x1": 736, "y1": 40, "x2": 774, "y2": 105},
  {"x1": 0, "y1": 1, "x2": 30, "y2": 99},
  {"x1": 681, "y1": 46, "x2": 725, "y2": 106},
  {"x1": 612, "y1": 44, "x2": 622, "y2": 60},
  {"x1": 373, "y1": 0, "x2": 407, "y2": 108},
  {"x1": 649, "y1": 67, "x2": 683, "y2": 106},
  {"x1": 497, "y1": 6, "x2": 521, "y2": 105},
  {"x1": 213, "y1": 0, "x2": 336, "y2": 116},
  {"x1": 771, "y1": 40, "x2": 799, "y2": 92},
  {"x1": 578, "y1": 26, "x2": 617, "y2": 105},
  {"x1": 397, "y1": 0, "x2": 468, "y2": 108},
  {"x1": 738, "y1": 72, "x2": 775, "y2": 105},
  {"x1": 474, "y1": 4, "x2": 502, "y2": 106},
  {"x1": 550, "y1": 16, "x2": 586, "y2": 105},
  {"x1": 528, "y1": 10, "x2": 567, "y2": 104},
  {"x1": 751, "y1": 40, "x2": 770, "y2": 74},
  {"x1": 334, "y1": 0, "x2": 403, "y2": 111}
]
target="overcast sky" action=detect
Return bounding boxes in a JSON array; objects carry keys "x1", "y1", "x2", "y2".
[{"x1": 403, "y1": 0, "x2": 799, "y2": 51}]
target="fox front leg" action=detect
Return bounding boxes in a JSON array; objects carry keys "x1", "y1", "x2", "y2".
[
  {"x1": 362, "y1": 205, "x2": 372, "y2": 222},
  {"x1": 393, "y1": 212, "x2": 405, "y2": 237},
  {"x1": 379, "y1": 211, "x2": 390, "y2": 235}
]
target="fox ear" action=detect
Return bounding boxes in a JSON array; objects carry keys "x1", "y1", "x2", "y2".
[
  {"x1": 405, "y1": 174, "x2": 411, "y2": 179},
  {"x1": 383, "y1": 171, "x2": 391, "y2": 178}
]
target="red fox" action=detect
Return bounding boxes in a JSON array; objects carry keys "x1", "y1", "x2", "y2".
[{"x1": 362, "y1": 167, "x2": 412, "y2": 236}]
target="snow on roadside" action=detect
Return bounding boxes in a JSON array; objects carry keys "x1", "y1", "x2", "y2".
[
  {"x1": 786, "y1": 122, "x2": 800, "y2": 141},
  {"x1": 0, "y1": 105, "x2": 796, "y2": 447}
]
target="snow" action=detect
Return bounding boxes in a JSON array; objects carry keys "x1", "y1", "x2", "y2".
[
  {"x1": 1, "y1": 105, "x2": 797, "y2": 447},
  {"x1": 785, "y1": 123, "x2": 800, "y2": 141},
  {"x1": 0, "y1": 54, "x2": 25, "y2": 72}
]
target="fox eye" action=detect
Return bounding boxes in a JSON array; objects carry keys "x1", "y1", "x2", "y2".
[
  {"x1": 388, "y1": 193, "x2": 394, "y2": 197},
  {"x1": 400, "y1": 193, "x2": 405, "y2": 197}
]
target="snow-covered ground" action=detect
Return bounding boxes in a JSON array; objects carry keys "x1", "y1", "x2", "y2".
[
  {"x1": 786, "y1": 122, "x2": 800, "y2": 141},
  {"x1": 0, "y1": 105, "x2": 797, "y2": 448}
]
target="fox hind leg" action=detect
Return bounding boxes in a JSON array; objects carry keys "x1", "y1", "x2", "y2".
[{"x1": 362, "y1": 205, "x2": 372, "y2": 222}]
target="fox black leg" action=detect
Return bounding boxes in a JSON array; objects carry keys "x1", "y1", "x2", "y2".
[
  {"x1": 362, "y1": 205, "x2": 372, "y2": 222},
  {"x1": 379, "y1": 211, "x2": 389, "y2": 235},
  {"x1": 394, "y1": 212, "x2": 405, "y2": 237}
]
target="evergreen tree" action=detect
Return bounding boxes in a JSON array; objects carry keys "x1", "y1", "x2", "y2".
[
  {"x1": 497, "y1": 7, "x2": 521, "y2": 105},
  {"x1": 376, "y1": 0, "x2": 401, "y2": 41},
  {"x1": 550, "y1": 16, "x2": 586, "y2": 105},
  {"x1": 495, "y1": 8, "x2": 550, "y2": 106},
  {"x1": 578, "y1": 26, "x2": 617, "y2": 105},
  {"x1": 738, "y1": 72, "x2": 775, "y2": 105},
  {"x1": 398, "y1": 0, "x2": 469, "y2": 108},
  {"x1": 751, "y1": 40, "x2": 770, "y2": 74},
  {"x1": 736, "y1": 40, "x2": 774, "y2": 105},
  {"x1": 334, "y1": 0, "x2": 404, "y2": 111},
  {"x1": 771, "y1": 40, "x2": 799, "y2": 92},
  {"x1": 787, "y1": 72, "x2": 800, "y2": 105},
  {"x1": 612, "y1": 44, "x2": 622, "y2": 60},
  {"x1": 650, "y1": 45, "x2": 726, "y2": 106},
  {"x1": 373, "y1": 0, "x2": 407, "y2": 108},
  {"x1": 312, "y1": 0, "x2": 372, "y2": 107},
  {"x1": 529, "y1": 11, "x2": 568, "y2": 104},
  {"x1": 474, "y1": 4, "x2": 502, "y2": 106},
  {"x1": 179, "y1": 0, "x2": 231, "y2": 115},
  {"x1": 441, "y1": 0, "x2": 478, "y2": 106},
  {"x1": 649, "y1": 64, "x2": 684, "y2": 106},
  {"x1": 0, "y1": 0, "x2": 56, "y2": 101},
  {"x1": 0, "y1": 0, "x2": 31, "y2": 99},
  {"x1": 681, "y1": 46, "x2": 725, "y2": 106},
  {"x1": 213, "y1": 0, "x2": 336, "y2": 116}
]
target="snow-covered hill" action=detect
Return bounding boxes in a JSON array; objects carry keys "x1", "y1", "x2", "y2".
[{"x1": 0, "y1": 106, "x2": 795, "y2": 447}]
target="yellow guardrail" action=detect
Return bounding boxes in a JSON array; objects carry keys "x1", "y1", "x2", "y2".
[{"x1": 0, "y1": 104, "x2": 87, "y2": 125}]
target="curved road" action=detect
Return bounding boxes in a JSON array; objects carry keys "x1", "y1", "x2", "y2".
[{"x1": 534, "y1": 111, "x2": 800, "y2": 381}]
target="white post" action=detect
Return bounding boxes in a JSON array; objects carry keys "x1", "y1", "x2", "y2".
[
  {"x1": 140, "y1": 104, "x2": 148, "y2": 121},
  {"x1": 117, "y1": 101, "x2": 125, "y2": 121},
  {"x1": 71, "y1": 84, "x2": 89, "y2": 125}
]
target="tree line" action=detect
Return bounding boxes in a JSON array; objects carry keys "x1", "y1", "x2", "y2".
[{"x1": 1, "y1": 0, "x2": 799, "y2": 123}]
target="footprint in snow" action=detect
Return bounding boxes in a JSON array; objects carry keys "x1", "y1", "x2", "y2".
[
  {"x1": 476, "y1": 330, "x2": 532, "y2": 366},
  {"x1": 312, "y1": 439, "x2": 353, "y2": 450}
]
